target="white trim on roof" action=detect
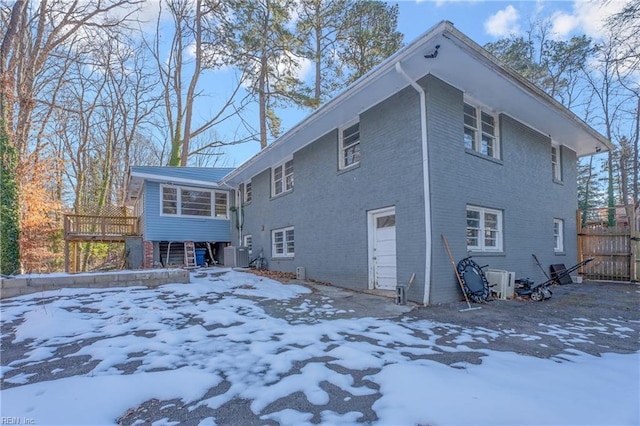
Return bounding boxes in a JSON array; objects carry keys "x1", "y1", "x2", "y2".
[
  {"x1": 129, "y1": 171, "x2": 224, "y2": 189},
  {"x1": 220, "y1": 20, "x2": 612, "y2": 188}
]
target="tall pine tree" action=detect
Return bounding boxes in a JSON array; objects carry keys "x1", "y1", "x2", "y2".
[
  {"x1": 336, "y1": 1, "x2": 403, "y2": 85},
  {"x1": 296, "y1": 0, "x2": 349, "y2": 107},
  {"x1": 228, "y1": 0, "x2": 310, "y2": 149}
]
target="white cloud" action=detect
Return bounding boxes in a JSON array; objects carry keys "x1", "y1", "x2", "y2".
[
  {"x1": 294, "y1": 56, "x2": 313, "y2": 82},
  {"x1": 429, "y1": 0, "x2": 483, "y2": 7},
  {"x1": 551, "y1": 0, "x2": 627, "y2": 40},
  {"x1": 485, "y1": 5, "x2": 521, "y2": 37},
  {"x1": 238, "y1": 51, "x2": 313, "y2": 90},
  {"x1": 550, "y1": 11, "x2": 580, "y2": 39}
]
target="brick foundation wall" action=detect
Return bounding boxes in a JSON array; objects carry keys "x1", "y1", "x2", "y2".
[{"x1": 144, "y1": 240, "x2": 154, "y2": 269}]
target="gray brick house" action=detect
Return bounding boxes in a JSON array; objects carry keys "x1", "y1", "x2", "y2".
[{"x1": 218, "y1": 21, "x2": 612, "y2": 305}]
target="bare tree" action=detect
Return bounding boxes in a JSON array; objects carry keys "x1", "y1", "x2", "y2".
[
  {"x1": 1, "y1": 0, "x2": 144, "y2": 271},
  {"x1": 150, "y1": 0, "x2": 252, "y2": 166},
  {"x1": 581, "y1": 35, "x2": 628, "y2": 224}
]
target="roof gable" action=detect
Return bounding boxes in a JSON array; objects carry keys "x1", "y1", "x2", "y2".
[{"x1": 221, "y1": 20, "x2": 612, "y2": 187}]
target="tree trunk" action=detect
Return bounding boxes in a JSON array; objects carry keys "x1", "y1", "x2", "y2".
[
  {"x1": 634, "y1": 97, "x2": 639, "y2": 206},
  {"x1": 180, "y1": 0, "x2": 203, "y2": 166},
  {"x1": 259, "y1": 48, "x2": 268, "y2": 149},
  {"x1": 0, "y1": 0, "x2": 27, "y2": 274}
]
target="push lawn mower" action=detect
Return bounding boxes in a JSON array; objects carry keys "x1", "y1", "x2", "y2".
[{"x1": 515, "y1": 257, "x2": 594, "y2": 301}]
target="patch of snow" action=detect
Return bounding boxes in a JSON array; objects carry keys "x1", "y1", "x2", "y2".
[{"x1": 1, "y1": 269, "x2": 638, "y2": 425}]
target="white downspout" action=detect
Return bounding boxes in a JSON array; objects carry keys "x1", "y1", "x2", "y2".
[
  {"x1": 236, "y1": 188, "x2": 243, "y2": 246},
  {"x1": 395, "y1": 62, "x2": 432, "y2": 306}
]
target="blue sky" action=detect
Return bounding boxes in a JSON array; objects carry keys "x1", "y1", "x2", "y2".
[{"x1": 167, "y1": 0, "x2": 625, "y2": 167}]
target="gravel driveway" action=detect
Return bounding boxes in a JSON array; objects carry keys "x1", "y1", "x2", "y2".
[{"x1": 406, "y1": 281, "x2": 640, "y2": 360}]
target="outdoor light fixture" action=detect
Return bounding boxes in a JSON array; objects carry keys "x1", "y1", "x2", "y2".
[
  {"x1": 595, "y1": 146, "x2": 602, "y2": 153},
  {"x1": 424, "y1": 45, "x2": 440, "y2": 59}
]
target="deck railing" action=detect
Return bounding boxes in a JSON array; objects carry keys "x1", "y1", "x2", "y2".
[{"x1": 64, "y1": 214, "x2": 139, "y2": 241}]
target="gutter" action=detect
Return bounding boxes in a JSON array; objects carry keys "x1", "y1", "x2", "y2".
[
  {"x1": 441, "y1": 25, "x2": 614, "y2": 154},
  {"x1": 130, "y1": 171, "x2": 225, "y2": 189},
  {"x1": 395, "y1": 62, "x2": 432, "y2": 306},
  {"x1": 220, "y1": 21, "x2": 452, "y2": 186}
]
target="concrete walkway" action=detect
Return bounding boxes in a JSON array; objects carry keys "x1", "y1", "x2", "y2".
[{"x1": 258, "y1": 279, "x2": 417, "y2": 323}]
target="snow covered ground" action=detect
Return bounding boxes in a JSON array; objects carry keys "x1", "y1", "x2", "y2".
[{"x1": 1, "y1": 268, "x2": 638, "y2": 425}]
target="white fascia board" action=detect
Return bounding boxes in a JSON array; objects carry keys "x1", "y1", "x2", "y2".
[
  {"x1": 221, "y1": 21, "x2": 450, "y2": 187},
  {"x1": 130, "y1": 171, "x2": 224, "y2": 189},
  {"x1": 222, "y1": 20, "x2": 611, "y2": 186},
  {"x1": 441, "y1": 26, "x2": 614, "y2": 154}
]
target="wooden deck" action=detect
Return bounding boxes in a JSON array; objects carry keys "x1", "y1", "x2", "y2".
[
  {"x1": 64, "y1": 214, "x2": 139, "y2": 241},
  {"x1": 63, "y1": 213, "x2": 140, "y2": 272}
]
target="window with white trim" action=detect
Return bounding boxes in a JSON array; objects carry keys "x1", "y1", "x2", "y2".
[
  {"x1": 464, "y1": 102, "x2": 499, "y2": 159},
  {"x1": 272, "y1": 159, "x2": 293, "y2": 196},
  {"x1": 161, "y1": 185, "x2": 228, "y2": 219},
  {"x1": 214, "y1": 192, "x2": 228, "y2": 218},
  {"x1": 339, "y1": 121, "x2": 360, "y2": 169},
  {"x1": 162, "y1": 186, "x2": 178, "y2": 215},
  {"x1": 466, "y1": 206, "x2": 503, "y2": 252},
  {"x1": 243, "y1": 181, "x2": 252, "y2": 203},
  {"x1": 551, "y1": 145, "x2": 562, "y2": 181},
  {"x1": 272, "y1": 226, "x2": 294, "y2": 257},
  {"x1": 554, "y1": 219, "x2": 564, "y2": 252},
  {"x1": 243, "y1": 234, "x2": 253, "y2": 256}
]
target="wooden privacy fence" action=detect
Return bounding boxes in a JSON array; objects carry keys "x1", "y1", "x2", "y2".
[{"x1": 577, "y1": 207, "x2": 639, "y2": 282}]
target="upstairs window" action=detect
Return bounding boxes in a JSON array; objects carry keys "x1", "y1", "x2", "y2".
[
  {"x1": 466, "y1": 205, "x2": 503, "y2": 252},
  {"x1": 161, "y1": 185, "x2": 228, "y2": 219},
  {"x1": 551, "y1": 145, "x2": 562, "y2": 181},
  {"x1": 272, "y1": 159, "x2": 293, "y2": 196},
  {"x1": 339, "y1": 121, "x2": 360, "y2": 169},
  {"x1": 464, "y1": 102, "x2": 499, "y2": 159},
  {"x1": 244, "y1": 181, "x2": 252, "y2": 203}
]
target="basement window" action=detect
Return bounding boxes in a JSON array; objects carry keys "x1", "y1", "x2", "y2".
[
  {"x1": 466, "y1": 205, "x2": 503, "y2": 252},
  {"x1": 272, "y1": 226, "x2": 294, "y2": 258},
  {"x1": 554, "y1": 219, "x2": 564, "y2": 252}
]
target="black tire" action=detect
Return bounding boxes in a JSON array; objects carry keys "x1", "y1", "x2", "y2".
[{"x1": 531, "y1": 289, "x2": 544, "y2": 302}]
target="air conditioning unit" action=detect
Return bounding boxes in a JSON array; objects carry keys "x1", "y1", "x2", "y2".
[
  {"x1": 485, "y1": 269, "x2": 515, "y2": 300},
  {"x1": 223, "y1": 246, "x2": 250, "y2": 268}
]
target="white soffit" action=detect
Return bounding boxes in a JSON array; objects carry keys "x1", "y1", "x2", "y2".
[{"x1": 222, "y1": 21, "x2": 611, "y2": 186}]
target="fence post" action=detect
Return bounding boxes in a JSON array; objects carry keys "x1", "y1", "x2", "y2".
[{"x1": 630, "y1": 206, "x2": 638, "y2": 282}]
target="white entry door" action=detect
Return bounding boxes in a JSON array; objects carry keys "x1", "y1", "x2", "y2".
[{"x1": 369, "y1": 207, "x2": 397, "y2": 290}]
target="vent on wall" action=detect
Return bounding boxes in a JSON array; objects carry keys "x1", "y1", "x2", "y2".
[
  {"x1": 296, "y1": 267, "x2": 306, "y2": 280},
  {"x1": 485, "y1": 269, "x2": 515, "y2": 300}
]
